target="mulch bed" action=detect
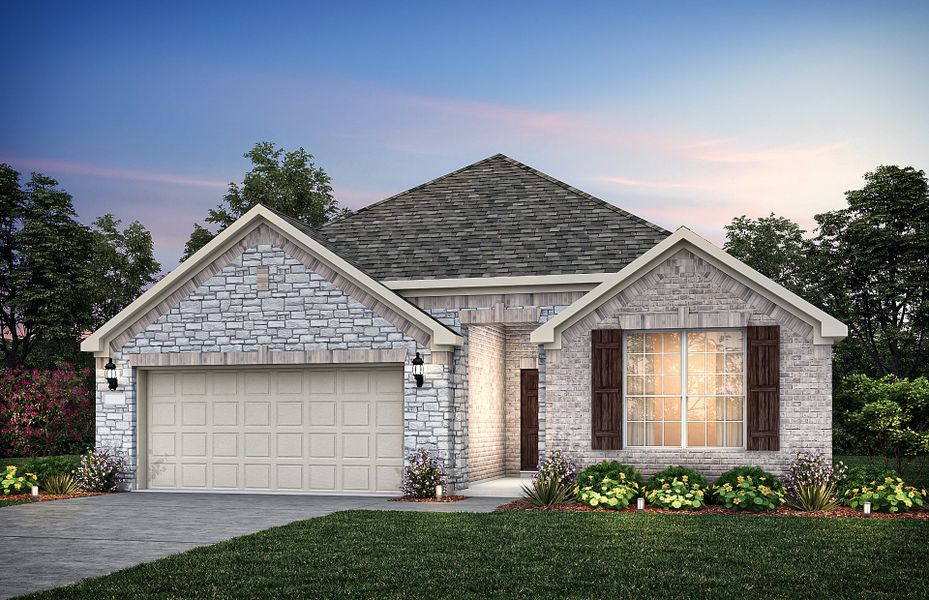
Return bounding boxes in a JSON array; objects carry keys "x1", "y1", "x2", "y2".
[
  {"x1": 1, "y1": 491, "x2": 108, "y2": 504},
  {"x1": 496, "y1": 499, "x2": 929, "y2": 520},
  {"x1": 390, "y1": 495, "x2": 469, "y2": 503}
]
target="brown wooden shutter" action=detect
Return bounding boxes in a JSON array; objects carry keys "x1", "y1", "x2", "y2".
[
  {"x1": 591, "y1": 329, "x2": 623, "y2": 450},
  {"x1": 747, "y1": 325, "x2": 780, "y2": 451}
]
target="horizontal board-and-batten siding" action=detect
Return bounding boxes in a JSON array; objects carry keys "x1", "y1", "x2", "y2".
[{"x1": 109, "y1": 223, "x2": 433, "y2": 354}]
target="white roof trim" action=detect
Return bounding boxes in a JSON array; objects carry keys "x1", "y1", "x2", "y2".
[
  {"x1": 385, "y1": 273, "x2": 607, "y2": 297},
  {"x1": 81, "y1": 205, "x2": 462, "y2": 355},
  {"x1": 531, "y1": 227, "x2": 847, "y2": 349}
]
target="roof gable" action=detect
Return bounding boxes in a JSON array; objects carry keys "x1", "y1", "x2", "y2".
[
  {"x1": 320, "y1": 154, "x2": 669, "y2": 280},
  {"x1": 81, "y1": 206, "x2": 462, "y2": 355},
  {"x1": 531, "y1": 227, "x2": 848, "y2": 348}
]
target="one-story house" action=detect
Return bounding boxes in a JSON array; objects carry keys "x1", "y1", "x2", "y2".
[{"x1": 82, "y1": 154, "x2": 847, "y2": 493}]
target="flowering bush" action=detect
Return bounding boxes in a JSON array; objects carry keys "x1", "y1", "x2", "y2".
[
  {"x1": 2, "y1": 465, "x2": 37, "y2": 495},
  {"x1": 75, "y1": 448, "x2": 126, "y2": 492},
  {"x1": 401, "y1": 448, "x2": 447, "y2": 498},
  {"x1": 784, "y1": 451, "x2": 847, "y2": 511},
  {"x1": 534, "y1": 450, "x2": 577, "y2": 489},
  {"x1": 0, "y1": 364, "x2": 94, "y2": 457},
  {"x1": 576, "y1": 460, "x2": 642, "y2": 488},
  {"x1": 576, "y1": 474, "x2": 640, "y2": 510},
  {"x1": 644, "y1": 467, "x2": 708, "y2": 510},
  {"x1": 713, "y1": 466, "x2": 784, "y2": 511},
  {"x1": 844, "y1": 475, "x2": 927, "y2": 513}
]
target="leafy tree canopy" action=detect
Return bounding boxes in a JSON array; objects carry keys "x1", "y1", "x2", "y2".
[
  {"x1": 723, "y1": 213, "x2": 813, "y2": 297},
  {"x1": 182, "y1": 142, "x2": 344, "y2": 259},
  {"x1": 0, "y1": 164, "x2": 160, "y2": 368}
]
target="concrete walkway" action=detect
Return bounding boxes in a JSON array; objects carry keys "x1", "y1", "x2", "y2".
[{"x1": 0, "y1": 491, "x2": 511, "y2": 599}]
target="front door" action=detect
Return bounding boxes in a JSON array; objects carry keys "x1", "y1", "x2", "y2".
[{"x1": 520, "y1": 369, "x2": 539, "y2": 471}]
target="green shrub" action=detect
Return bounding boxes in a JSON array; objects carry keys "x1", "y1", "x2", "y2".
[
  {"x1": 575, "y1": 476, "x2": 640, "y2": 510},
  {"x1": 645, "y1": 478, "x2": 705, "y2": 510},
  {"x1": 714, "y1": 466, "x2": 783, "y2": 492},
  {"x1": 576, "y1": 461, "x2": 642, "y2": 488},
  {"x1": 712, "y1": 467, "x2": 785, "y2": 511},
  {"x1": 645, "y1": 466, "x2": 708, "y2": 491},
  {"x1": 521, "y1": 477, "x2": 572, "y2": 506},
  {"x1": 16, "y1": 455, "x2": 80, "y2": 484},
  {"x1": 42, "y1": 473, "x2": 79, "y2": 495},
  {"x1": 75, "y1": 448, "x2": 126, "y2": 492},
  {"x1": 2, "y1": 465, "x2": 37, "y2": 495},
  {"x1": 841, "y1": 465, "x2": 898, "y2": 494},
  {"x1": 844, "y1": 475, "x2": 927, "y2": 513}
]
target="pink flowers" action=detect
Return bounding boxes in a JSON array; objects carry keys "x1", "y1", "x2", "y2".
[{"x1": 0, "y1": 363, "x2": 94, "y2": 456}]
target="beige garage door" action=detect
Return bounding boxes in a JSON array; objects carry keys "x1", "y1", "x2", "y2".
[{"x1": 145, "y1": 366, "x2": 404, "y2": 493}]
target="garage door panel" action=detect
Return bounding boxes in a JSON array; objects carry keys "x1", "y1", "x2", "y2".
[
  {"x1": 277, "y1": 402, "x2": 303, "y2": 426},
  {"x1": 147, "y1": 366, "x2": 403, "y2": 493},
  {"x1": 181, "y1": 432, "x2": 207, "y2": 457},
  {"x1": 213, "y1": 433, "x2": 238, "y2": 457},
  {"x1": 182, "y1": 402, "x2": 207, "y2": 426}
]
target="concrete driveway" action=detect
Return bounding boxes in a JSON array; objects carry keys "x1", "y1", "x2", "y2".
[{"x1": 0, "y1": 491, "x2": 507, "y2": 599}]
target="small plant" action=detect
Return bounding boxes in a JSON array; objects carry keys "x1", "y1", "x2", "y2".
[
  {"x1": 535, "y1": 450, "x2": 578, "y2": 490},
  {"x1": 521, "y1": 476, "x2": 572, "y2": 506},
  {"x1": 784, "y1": 451, "x2": 846, "y2": 511},
  {"x1": 75, "y1": 448, "x2": 127, "y2": 492},
  {"x1": 713, "y1": 466, "x2": 784, "y2": 511},
  {"x1": 42, "y1": 473, "x2": 80, "y2": 495},
  {"x1": 645, "y1": 466, "x2": 708, "y2": 491},
  {"x1": 576, "y1": 460, "x2": 642, "y2": 488},
  {"x1": 645, "y1": 472, "x2": 706, "y2": 510},
  {"x1": 401, "y1": 448, "x2": 447, "y2": 498},
  {"x1": 844, "y1": 475, "x2": 927, "y2": 513},
  {"x1": 841, "y1": 465, "x2": 898, "y2": 495},
  {"x1": 2, "y1": 465, "x2": 37, "y2": 495},
  {"x1": 16, "y1": 455, "x2": 80, "y2": 483},
  {"x1": 575, "y1": 475, "x2": 640, "y2": 510}
]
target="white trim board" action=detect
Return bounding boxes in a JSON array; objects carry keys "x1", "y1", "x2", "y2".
[
  {"x1": 531, "y1": 227, "x2": 848, "y2": 349},
  {"x1": 385, "y1": 273, "x2": 608, "y2": 297},
  {"x1": 81, "y1": 205, "x2": 462, "y2": 356}
]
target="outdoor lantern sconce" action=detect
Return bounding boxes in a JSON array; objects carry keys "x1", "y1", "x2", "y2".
[
  {"x1": 104, "y1": 358, "x2": 118, "y2": 391},
  {"x1": 411, "y1": 352, "x2": 425, "y2": 388}
]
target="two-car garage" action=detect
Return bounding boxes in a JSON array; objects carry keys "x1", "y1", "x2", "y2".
[{"x1": 141, "y1": 366, "x2": 404, "y2": 494}]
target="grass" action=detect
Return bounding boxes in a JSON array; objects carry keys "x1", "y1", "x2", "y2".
[
  {"x1": 837, "y1": 454, "x2": 929, "y2": 488},
  {"x1": 17, "y1": 510, "x2": 928, "y2": 600},
  {"x1": 0, "y1": 498, "x2": 32, "y2": 507}
]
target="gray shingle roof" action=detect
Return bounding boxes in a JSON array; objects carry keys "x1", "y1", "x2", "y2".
[{"x1": 319, "y1": 154, "x2": 670, "y2": 280}]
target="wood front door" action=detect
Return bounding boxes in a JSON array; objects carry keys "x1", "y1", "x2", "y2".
[{"x1": 520, "y1": 369, "x2": 539, "y2": 471}]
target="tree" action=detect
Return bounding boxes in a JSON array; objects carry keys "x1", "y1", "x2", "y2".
[
  {"x1": 87, "y1": 214, "x2": 161, "y2": 330},
  {"x1": 814, "y1": 166, "x2": 929, "y2": 378},
  {"x1": 0, "y1": 165, "x2": 95, "y2": 368},
  {"x1": 182, "y1": 142, "x2": 344, "y2": 259},
  {"x1": 723, "y1": 213, "x2": 813, "y2": 297},
  {"x1": 836, "y1": 374, "x2": 929, "y2": 474}
]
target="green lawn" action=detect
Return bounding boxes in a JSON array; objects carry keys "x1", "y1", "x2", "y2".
[
  {"x1": 0, "y1": 498, "x2": 32, "y2": 507},
  {"x1": 17, "y1": 510, "x2": 928, "y2": 600}
]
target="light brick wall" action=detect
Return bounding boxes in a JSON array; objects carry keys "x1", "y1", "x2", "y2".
[
  {"x1": 504, "y1": 326, "x2": 538, "y2": 474},
  {"x1": 544, "y1": 249, "x2": 833, "y2": 479},
  {"x1": 466, "y1": 325, "x2": 506, "y2": 481},
  {"x1": 99, "y1": 244, "x2": 460, "y2": 488}
]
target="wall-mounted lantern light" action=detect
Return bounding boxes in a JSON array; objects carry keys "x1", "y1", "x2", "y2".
[
  {"x1": 411, "y1": 352, "x2": 425, "y2": 388},
  {"x1": 104, "y1": 358, "x2": 118, "y2": 391}
]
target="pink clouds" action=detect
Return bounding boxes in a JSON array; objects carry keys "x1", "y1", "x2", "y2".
[{"x1": 1, "y1": 156, "x2": 228, "y2": 189}]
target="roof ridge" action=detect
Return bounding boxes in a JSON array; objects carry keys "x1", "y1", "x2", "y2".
[
  {"x1": 322, "y1": 153, "x2": 508, "y2": 228},
  {"x1": 493, "y1": 155, "x2": 671, "y2": 236}
]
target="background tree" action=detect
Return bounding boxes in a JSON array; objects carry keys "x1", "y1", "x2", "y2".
[
  {"x1": 723, "y1": 214, "x2": 814, "y2": 297},
  {"x1": 87, "y1": 214, "x2": 161, "y2": 330},
  {"x1": 0, "y1": 165, "x2": 94, "y2": 368},
  {"x1": 182, "y1": 142, "x2": 345, "y2": 259},
  {"x1": 814, "y1": 166, "x2": 929, "y2": 379}
]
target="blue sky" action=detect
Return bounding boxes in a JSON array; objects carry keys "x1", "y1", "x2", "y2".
[{"x1": 2, "y1": 1, "x2": 928, "y2": 269}]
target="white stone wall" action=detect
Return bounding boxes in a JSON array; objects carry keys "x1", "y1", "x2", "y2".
[
  {"x1": 466, "y1": 325, "x2": 506, "y2": 481},
  {"x1": 98, "y1": 244, "x2": 460, "y2": 488},
  {"x1": 544, "y1": 249, "x2": 833, "y2": 478}
]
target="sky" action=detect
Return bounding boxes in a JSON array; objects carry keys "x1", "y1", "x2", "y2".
[{"x1": 2, "y1": 1, "x2": 928, "y2": 270}]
